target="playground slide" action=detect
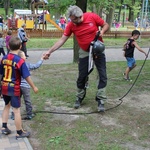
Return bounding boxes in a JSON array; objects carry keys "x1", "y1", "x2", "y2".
[{"x1": 45, "y1": 14, "x2": 62, "y2": 31}]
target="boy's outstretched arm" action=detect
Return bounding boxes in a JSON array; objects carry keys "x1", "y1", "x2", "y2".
[
  {"x1": 28, "y1": 60, "x2": 43, "y2": 70},
  {"x1": 25, "y1": 76, "x2": 38, "y2": 93},
  {"x1": 27, "y1": 55, "x2": 44, "y2": 71},
  {"x1": 134, "y1": 42, "x2": 148, "y2": 57}
]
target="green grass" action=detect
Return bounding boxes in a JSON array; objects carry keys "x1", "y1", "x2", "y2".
[
  {"x1": 23, "y1": 59, "x2": 150, "y2": 150},
  {"x1": 0, "y1": 8, "x2": 5, "y2": 16},
  {"x1": 26, "y1": 37, "x2": 150, "y2": 49},
  {"x1": 27, "y1": 38, "x2": 73, "y2": 49}
]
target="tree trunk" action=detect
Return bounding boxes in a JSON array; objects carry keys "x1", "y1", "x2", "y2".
[
  {"x1": 76, "y1": 0, "x2": 87, "y2": 13},
  {"x1": 117, "y1": 0, "x2": 123, "y2": 22},
  {"x1": 128, "y1": 0, "x2": 136, "y2": 22},
  {"x1": 91, "y1": 4, "x2": 96, "y2": 13},
  {"x1": 106, "y1": 5, "x2": 115, "y2": 31},
  {"x1": 27, "y1": 0, "x2": 31, "y2": 9},
  {"x1": 128, "y1": 7, "x2": 134, "y2": 22},
  {"x1": 98, "y1": 7, "x2": 103, "y2": 17},
  {"x1": 118, "y1": 6, "x2": 122, "y2": 22},
  {"x1": 73, "y1": 0, "x2": 87, "y2": 63},
  {"x1": 4, "y1": 0, "x2": 10, "y2": 17}
]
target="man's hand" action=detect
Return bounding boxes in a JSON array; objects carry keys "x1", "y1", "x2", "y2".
[
  {"x1": 100, "y1": 22, "x2": 109, "y2": 36},
  {"x1": 43, "y1": 52, "x2": 50, "y2": 60}
]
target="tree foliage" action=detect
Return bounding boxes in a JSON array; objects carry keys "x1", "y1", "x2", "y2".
[
  {"x1": 1, "y1": 0, "x2": 144, "y2": 22},
  {"x1": 48, "y1": 0, "x2": 75, "y2": 18}
]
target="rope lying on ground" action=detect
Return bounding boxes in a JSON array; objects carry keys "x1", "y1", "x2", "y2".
[{"x1": 31, "y1": 48, "x2": 150, "y2": 115}]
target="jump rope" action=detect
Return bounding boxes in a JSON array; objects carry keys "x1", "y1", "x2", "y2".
[{"x1": 30, "y1": 48, "x2": 150, "y2": 116}]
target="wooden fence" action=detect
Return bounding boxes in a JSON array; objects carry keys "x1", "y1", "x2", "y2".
[{"x1": 3, "y1": 30, "x2": 150, "y2": 38}]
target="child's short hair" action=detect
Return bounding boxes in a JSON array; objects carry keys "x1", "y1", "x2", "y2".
[
  {"x1": 7, "y1": 30, "x2": 12, "y2": 35},
  {"x1": 132, "y1": 30, "x2": 140, "y2": 36},
  {"x1": 9, "y1": 36, "x2": 21, "y2": 51},
  {"x1": 18, "y1": 50, "x2": 25, "y2": 58}
]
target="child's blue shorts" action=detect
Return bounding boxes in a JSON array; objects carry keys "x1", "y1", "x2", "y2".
[
  {"x1": 126, "y1": 57, "x2": 136, "y2": 68},
  {"x1": 3, "y1": 95, "x2": 21, "y2": 108}
]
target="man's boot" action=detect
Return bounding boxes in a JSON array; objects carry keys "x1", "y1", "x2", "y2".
[
  {"x1": 96, "y1": 97, "x2": 105, "y2": 112},
  {"x1": 74, "y1": 88, "x2": 86, "y2": 109},
  {"x1": 74, "y1": 98, "x2": 83, "y2": 109},
  {"x1": 96, "y1": 88, "x2": 107, "y2": 112}
]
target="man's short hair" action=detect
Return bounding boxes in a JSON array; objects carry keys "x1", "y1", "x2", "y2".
[{"x1": 67, "y1": 5, "x2": 83, "y2": 17}]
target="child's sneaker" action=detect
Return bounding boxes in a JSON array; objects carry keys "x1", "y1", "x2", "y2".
[
  {"x1": 23, "y1": 113, "x2": 35, "y2": 120},
  {"x1": 124, "y1": 77, "x2": 132, "y2": 82},
  {"x1": 127, "y1": 78, "x2": 132, "y2": 82},
  {"x1": 1, "y1": 127, "x2": 11, "y2": 135},
  {"x1": 123, "y1": 73, "x2": 132, "y2": 82},
  {"x1": 16, "y1": 131, "x2": 30, "y2": 139},
  {"x1": 123, "y1": 73, "x2": 125, "y2": 76}
]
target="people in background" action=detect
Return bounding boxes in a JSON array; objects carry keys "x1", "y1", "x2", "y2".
[
  {"x1": 60, "y1": 16, "x2": 66, "y2": 30},
  {"x1": 0, "y1": 15, "x2": 4, "y2": 31},
  {"x1": 0, "y1": 32, "x2": 5, "y2": 56},
  {"x1": 115, "y1": 21, "x2": 121, "y2": 31},
  {"x1": 18, "y1": 24, "x2": 29, "y2": 58},
  {"x1": 5, "y1": 30, "x2": 12, "y2": 54},
  {"x1": 134, "y1": 18, "x2": 139, "y2": 29}
]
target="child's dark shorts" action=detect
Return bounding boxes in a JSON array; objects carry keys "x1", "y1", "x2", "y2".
[{"x1": 3, "y1": 95, "x2": 21, "y2": 108}]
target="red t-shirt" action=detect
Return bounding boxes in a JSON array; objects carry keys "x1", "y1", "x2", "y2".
[{"x1": 64, "y1": 12, "x2": 104, "y2": 51}]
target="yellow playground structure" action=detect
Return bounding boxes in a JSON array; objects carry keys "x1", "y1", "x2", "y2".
[
  {"x1": 8, "y1": 8, "x2": 62, "y2": 31},
  {"x1": 45, "y1": 14, "x2": 62, "y2": 30}
]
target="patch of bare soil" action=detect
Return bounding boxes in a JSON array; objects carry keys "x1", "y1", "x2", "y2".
[
  {"x1": 123, "y1": 94, "x2": 150, "y2": 110},
  {"x1": 23, "y1": 94, "x2": 150, "y2": 150}
]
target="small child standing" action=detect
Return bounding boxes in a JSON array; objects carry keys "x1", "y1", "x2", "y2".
[
  {"x1": 115, "y1": 22, "x2": 121, "y2": 31},
  {"x1": 0, "y1": 32, "x2": 5, "y2": 56},
  {"x1": 11, "y1": 51, "x2": 44, "y2": 120},
  {"x1": 5, "y1": 30, "x2": 12, "y2": 54},
  {"x1": 123, "y1": 30, "x2": 147, "y2": 81}
]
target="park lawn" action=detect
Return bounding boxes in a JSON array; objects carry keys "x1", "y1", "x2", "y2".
[
  {"x1": 22, "y1": 59, "x2": 150, "y2": 150},
  {"x1": 26, "y1": 37, "x2": 150, "y2": 49}
]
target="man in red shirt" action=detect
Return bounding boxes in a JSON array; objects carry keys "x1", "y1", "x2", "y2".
[{"x1": 43, "y1": 5, "x2": 109, "y2": 112}]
